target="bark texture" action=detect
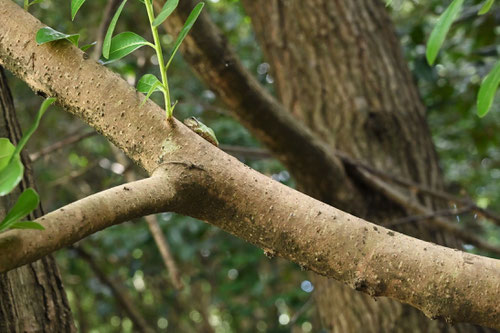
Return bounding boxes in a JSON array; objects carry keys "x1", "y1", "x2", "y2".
[
  {"x1": 0, "y1": 1, "x2": 498, "y2": 330},
  {"x1": 241, "y1": 1, "x2": 490, "y2": 332},
  {"x1": 2, "y1": 152, "x2": 498, "y2": 329},
  {"x1": 0, "y1": 68, "x2": 75, "y2": 332}
]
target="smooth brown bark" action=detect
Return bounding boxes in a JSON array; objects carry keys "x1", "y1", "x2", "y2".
[{"x1": 0, "y1": 68, "x2": 75, "y2": 332}]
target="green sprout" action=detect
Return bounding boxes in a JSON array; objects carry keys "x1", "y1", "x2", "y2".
[{"x1": 102, "y1": 0, "x2": 204, "y2": 119}]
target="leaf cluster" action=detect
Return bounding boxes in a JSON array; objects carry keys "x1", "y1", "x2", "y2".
[
  {"x1": 389, "y1": 0, "x2": 499, "y2": 117},
  {"x1": 0, "y1": 98, "x2": 56, "y2": 232},
  {"x1": 36, "y1": 0, "x2": 205, "y2": 119}
]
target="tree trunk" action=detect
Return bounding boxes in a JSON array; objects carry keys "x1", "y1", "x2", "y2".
[
  {"x1": 241, "y1": 1, "x2": 490, "y2": 332},
  {"x1": 0, "y1": 68, "x2": 75, "y2": 332}
]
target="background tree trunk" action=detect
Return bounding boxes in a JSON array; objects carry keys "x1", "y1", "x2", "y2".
[
  {"x1": 0, "y1": 68, "x2": 75, "y2": 332},
  {"x1": 241, "y1": 1, "x2": 491, "y2": 332}
]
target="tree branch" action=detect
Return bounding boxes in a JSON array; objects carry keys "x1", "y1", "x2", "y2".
[
  {"x1": 29, "y1": 130, "x2": 96, "y2": 162},
  {"x1": 222, "y1": 144, "x2": 500, "y2": 227},
  {"x1": 0, "y1": 158, "x2": 498, "y2": 328},
  {"x1": 358, "y1": 169, "x2": 500, "y2": 255},
  {"x1": 0, "y1": 1, "x2": 498, "y2": 328},
  {"x1": 156, "y1": 0, "x2": 359, "y2": 209},
  {"x1": 0, "y1": 173, "x2": 178, "y2": 272},
  {"x1": 221, "y1": 144, "x2": 500, "y2": 251},
  {"x1": 336, "y1": 150, "x2": 500, "y2": 227},
  {"x1": 92, "y1": 0, "x2": 121, "y2": 60},
  {"x1": 384, "y1": 206, "x2": 473, "y2": 227}
]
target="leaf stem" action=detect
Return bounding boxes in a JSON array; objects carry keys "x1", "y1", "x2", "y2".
[{"x1": 144, "y1": 0, "x2": 172, "y2": 118}]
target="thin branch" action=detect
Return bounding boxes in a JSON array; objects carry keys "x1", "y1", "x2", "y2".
[
  {"x1": 220, "y1": 144, "x2": 272, "y2": 160},
  {"x1": 92, "y1": 0, "x2": 121, "y2": 60},
  {"x1": 384, "y1": 205, "x2": 474, "y2": 227},
  {"x1": 144, "y1": 214, "x2": 183, "y2": 290},
  {"x1": 358, "y1": 169, "x2": 500, "y2": 255},
  {"x1": 29, "y1": 131, "x2": 96, "y2": 162},
  {"x1": 335, "y1": 150, "x2": 500, "y2": 227},
  {"x1": 288, "y1": 296, "x2": 314, "y2": 327},
  {"x1": 46, "y1": 161, "x2": 98, "y2": 188},
  {"x1": 73, "y1": 245, "x2": 156, "y2": 333}
]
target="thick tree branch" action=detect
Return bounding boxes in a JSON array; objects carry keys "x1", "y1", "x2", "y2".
[
  {"x1": 0, "y1": 158, "x2": 499, "y2": 328},
  {"x1": 0, "y1": 1, "x2": 499, "y2": 328},
  {"x1": 157, "y1": 0, "x2": 359, "y2": 208},
  {"x1": 222, "y1": 144, "x2": 500, "y2": 228}
]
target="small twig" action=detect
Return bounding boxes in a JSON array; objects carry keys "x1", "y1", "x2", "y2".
[
  {"x1": 178, "y1": 95, "x2": 230, "y2": 116},
  {"x1": 359, "y1": 169, "x2": 500, "y2": 255},
  {"x1": 384, "y1": 205, "x2": 474, "y2": 227},
  {"x1": 220, "y1": 144, "x2": 272, "y2": 160},
  {"x1": 92, "y1": 0, "x2": 121, "y2": 60},
  {"x1": 144, "y1": 214, "x2": 183, "y2": 290},
  {"x1": 334, "y1": 150, "x2": 500, "y2": 227},
  {"x1": 46, "y1": 161, "x2": 98, "y2": 188},
  {"x1": 29, "y1": 131, "x2": 96, "y2": 162},
  {"x1": 288, "y1": 296, "x2": 314, "y2": 327},
  {"x1": 453, "y1": 4, "x2": 500, "y2": 26}
]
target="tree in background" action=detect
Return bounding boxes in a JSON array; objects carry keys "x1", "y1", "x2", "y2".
[{"x1": 0, "y1": 0, "x2": 498, "y2": 332}]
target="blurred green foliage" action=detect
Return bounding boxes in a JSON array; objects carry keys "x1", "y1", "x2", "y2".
[{"x1": 4, "y1": 0, "x2": 499, "y2": 332}]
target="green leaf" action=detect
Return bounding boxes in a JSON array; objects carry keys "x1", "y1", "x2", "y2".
[
  {"x1": 80, "y1": 41, "x2": 97, "y2": 52},
  {"x1": 28, "y1": 0, "x2": 45, "y2": 8},
  {"x1": 0, "y1": 156, "x2": 24, "y2": 196},
  {"x1": 165, "y1": 2, "x2": 204, "y2": 70},
  {"x1": 103, "y1": 0, "x2": 128, "y2": 59},
  {"x1": 13, "y1": 98, "x2": 56, "y2": 157},
  {"x1": 36, "y1": 27, "x2": 80, "y2": 47},
  {"x1": 137, "y1": 74, "x2": 162, "y2": 93},
  {"x1": 9, "y1": 221, "x2": 45, "y2": 230},
  {"x1": 478, "y1": 0, "x2": 495, "y2": 15},
  {"x1": 477, "y1": 60, "x2": 500, "y2": 117},
  {"x1": 0, "y1": 138, "x2": 15, "y2": 172},
  {"x1": 71, "y1": 0, "x2": 86, "y2": 20},
  {"x1": 385, "y1": 0, "x2": 393, "y2": 6},
  {"x1": 140, "y1": 81, "x2": 165, "y2": 107},
  {"x1": 152, "y1": 0, "x2": 179, "y2": 27},
  {"x1": 0, "y1": 189, "x2": 39, "y2": 232},
  {"x1": 106, "y1": 32, "x2": 151, "y2": 62},
  {"x1": 426, "y1": 0, "x2": 464, "y2": 65},
  {"x1": 0, "y1": 98, "x2": 54, "y2": 196}
]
